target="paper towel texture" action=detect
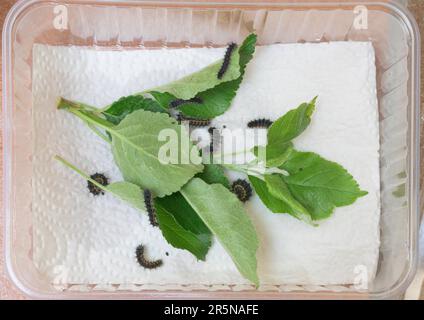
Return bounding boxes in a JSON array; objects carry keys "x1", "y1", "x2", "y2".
[{"x1": 32, "y1": 41, "x2": 380, "y2": 287}]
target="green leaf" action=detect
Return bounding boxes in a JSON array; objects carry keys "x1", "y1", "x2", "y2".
[
  {"x1": 248, "y1": 175, "x2": 313, "y2": 225},
  {"x1": 268, "y1": 97, "x2": 317, "y2": 145},
  {"x1": 55, "y1": 156, "x2": 145, "y2": 212},
  {"x1": 148, "y1": 46, "x2": 241, "y2": 100},
  {"x1": 106, "y1": 182, "x2": 146, "y2": 211},
  {"x1": 62, "y1": 105, "x2": 203, "y2": 197},
  {"x1": 155, "y1": 192, "x2": 212, "y2": 260},
  {"x1": 179, "y1": 34, "x2": 257, "y2": 119},
  {"x1": 102, "y1": 95, "x2": 167, "y2": 125},
  {"x1": 253, "y1": 143, "x2": 294, "y2": 168},
  {"x1": 237, "y1": 33, "x2": 258, "y2": 74},
  {"x1": 155, "y1": 205, "x2": 211, "y2": 261},
  {"x1": 180, "y1": 178, "x2": 259, "y2": 286},
  {"x1": 280, "y1": 150, "x2": 368, "y2": 220},
  {"x1": 177, "y1": 79, "x2": 239, "y2": 119},
  {"x1": 249, "y1": 175, "x2": 292, "y2": 213},
  {"x1": 156, "y1": 193, "x2": 211, "y2": 236},
  {"x1": 264, "y1": 174, "x2": 314, "y2": 225},
  {"x1": 196, "y1": 164, "x2": 230, "y2": 188},
  {"x1": 265, "y1": 98, "x2": 316, "y2": 165},
  {"x1": 111, "y1": 110, "x2": 203, "y2": 197},
  {"x1": 149, "y1": 91, "x2": 176, "y2": 110}
]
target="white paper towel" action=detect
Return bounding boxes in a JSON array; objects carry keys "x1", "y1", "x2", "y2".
[{"x1": 32, "y1": 41, "x2": 380, "y2": 287}]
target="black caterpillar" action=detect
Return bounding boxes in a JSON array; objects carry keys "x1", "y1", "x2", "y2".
[
  {"x1": 177, "y1": 114, "x2": 211, "y2": 127},
  {"x1": 207, "y1": 126, "x2": 221, "y2": 153},
  {"x1": 231, "y1": 179, "x2": 253, "y2": 203},
  {"x1": 143, "y1": 189, "x2": 159, "y2": 227},
  {"x1": 87, "y1": 173, "x2": 109, "y2": 196},
  {"x1": 247, "y1": 118, "x2": 273, "y2": 129},
  {"x1": 169, "y1": 97, "x2": 203, "y2": 109},
  {"x1": 135, "y1": 244, "x2": 163, "y2": 269},
  {"x1": 217, "y1": 42, "x2": 237, "y2": 79},
  {"x1": 208, "y1": 127, "x2": 216, "y2": 135}
]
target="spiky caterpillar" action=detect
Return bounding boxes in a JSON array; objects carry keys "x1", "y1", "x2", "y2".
[
  {"x1": 231, "y1": 179, "x2": 253, "y2": 202},
  {"x1": 135, "y1": 244, "x2": 163, "y2": 269},
  {"x1": 247, "y1": 118, "x2": 273, "y2": 129},
  {"x1": 217, "y1": 42, "x2": 237, "y2": 79},
  {"x1": 177, "y1": 114, "x2": 211, "y2": 127},
  {"x1": 143, "y1": 189, "x2": 159, "y2": 227},
  {"x1": 169, "y1": 97, "x2": 203, "y2": 109},
  {"x1": 208, "y1": 126, "x2": 221, "y2": 153},
  {"x1": 87, "y1": 173, "x2": 109, "y2": 196}
]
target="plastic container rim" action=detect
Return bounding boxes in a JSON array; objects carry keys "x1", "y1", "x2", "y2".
[{"x1": 1, "y1": 0, "x2": 421, "y2": 299}]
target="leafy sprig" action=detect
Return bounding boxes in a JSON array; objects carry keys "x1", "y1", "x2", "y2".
[
  {"x1": 247, "y1": 99, "x2": 367, "y2": 223},
  {"x1": 58, "y1": 100, "x2": 203, "y2": 198},
  {"x1": 55, "y1": 33, "x2": 367, "y2": 286}
]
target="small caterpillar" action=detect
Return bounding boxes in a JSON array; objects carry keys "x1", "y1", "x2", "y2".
[
  {"x1": 135, "y1": 244, "x2": 163, "y2": 269},
  {"x1": 143, "y1": 189, "x2": 159, "y2": 227},
  {"x1": 169, "y1": 97, "x2": 203, "y2": 109},
  {"x1": 87, "y1": 173, "x2": 109, "y2": 196},
  {"x1": 177, "y1": 114, "x2": 211, "y2": 127},
  {"x1": 231, "y1": 179, "x2": 253, "y2": 202},
  {"x1": 207, "y1": 126, "x2": 221, "y2": 153},
  {"x1": 247, "y1": 119, "x2": 273, "y2": 129},
  {"x1": 208, "y1": 127, "x2": 216, "y2": 135},
  {"x1": 217, "y1": 42, "x2": 237, "y2": 79}
]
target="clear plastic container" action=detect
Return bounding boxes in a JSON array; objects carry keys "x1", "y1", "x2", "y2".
[{"x1": 2, "y1": 0, "x2": 421, "y2": 299}]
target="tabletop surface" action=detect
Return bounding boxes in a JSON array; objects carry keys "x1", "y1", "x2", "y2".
[{"x1": 0, "y1": 0, "x2": 422, "y2": 300}]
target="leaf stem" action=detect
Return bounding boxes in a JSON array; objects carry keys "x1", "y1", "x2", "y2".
[
  {"x1": 58, "y1": 97, "x2": 114, "y2": 132},
  {"x1": 69, "y1": 108, "x2": 113, "y2": 130},
  {"x1": 265, "y1": 167, "x2": 290, "y2": 176},
  {"x1": 58, "y1": 97, "x2": 113, "y2": 144},
  {"x1": 54, "y1": 155, "x2": 109, "y2": 193},
  {"x1": 57, "y1": 97, "x2": 101, "y2": 113},
  {"x1": 86, "y1": 122, "x2": 112, "y2": 144},
  {"x1": 218, "y1": 162, "x2": 288, "y2": 179},
  {"x1": 211, "y1": 148, "x2": 289, "y2": 177}
]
